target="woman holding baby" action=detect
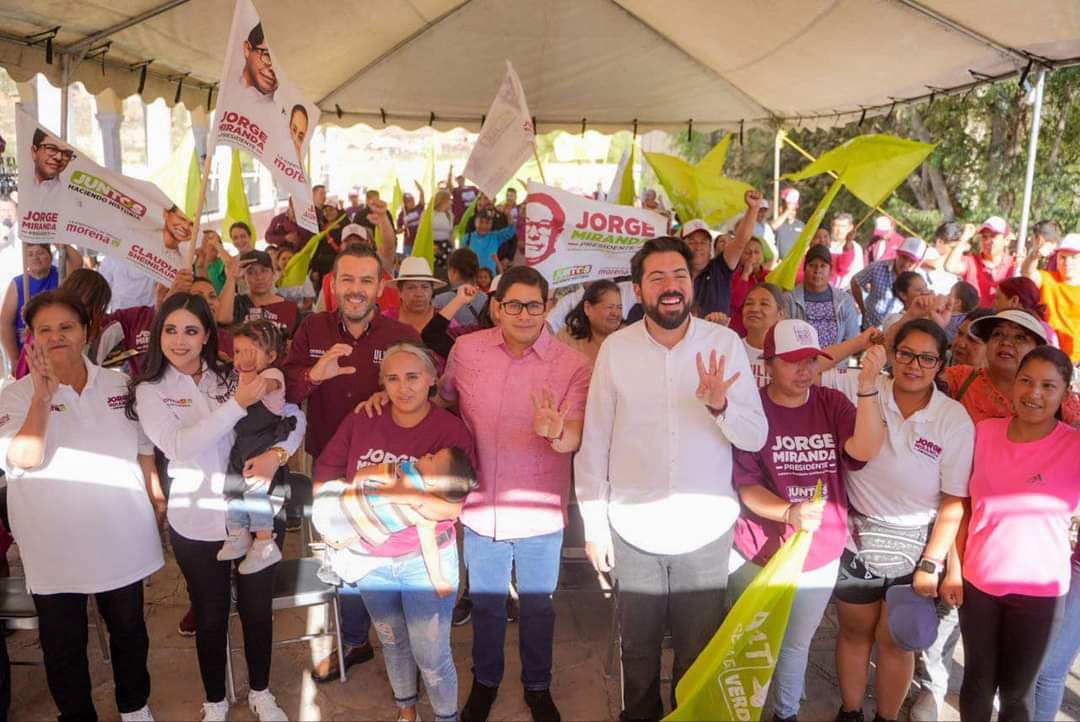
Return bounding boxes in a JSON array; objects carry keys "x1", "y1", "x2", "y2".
[{"x1": 316, "y1": 341, "x2": 477, "y2": 722}]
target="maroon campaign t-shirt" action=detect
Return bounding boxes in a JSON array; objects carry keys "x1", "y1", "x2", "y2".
[
  {"x1": 314, "y1": 406, "x2": 477, "y2": 557},
  {"x1": 733, "y1": 385, "x2": 864, "y2": 571},
  {"x1": 283, "y1": 312, "x2": 421, "y2": 458},
  {"x1": 235, "y1": 296, "x2": 300, "y2": 338}
]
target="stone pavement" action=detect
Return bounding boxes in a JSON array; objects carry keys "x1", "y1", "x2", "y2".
[{"x1": 8, "y1": 536, "x2": 1080, "y2": 721}]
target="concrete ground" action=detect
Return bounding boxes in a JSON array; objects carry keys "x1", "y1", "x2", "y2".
[{"x1": 8, "y1": 535, "x2": 1080, "y2": 722}]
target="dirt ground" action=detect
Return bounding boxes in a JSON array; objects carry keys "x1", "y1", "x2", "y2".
[{"x1": 7, "y1": 534, "x2": 1080, "y2": 722}]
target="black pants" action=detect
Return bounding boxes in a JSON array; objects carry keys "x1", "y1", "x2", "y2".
[
  {"x1": 0, "y1": 633, "x2": 8, "y2": 722},
  {"x1": 959, "y1": 580, "x2": 1064, "y2": 722},
  {"x1": 169, "y1": 520, "x2": 284, "y2": 703},
  {"x1": 32, "y1": 580, "x2": 150, "y2": 722},
  {"x1": 611, "y1": 530, "x2": 733, "y2": 722}
]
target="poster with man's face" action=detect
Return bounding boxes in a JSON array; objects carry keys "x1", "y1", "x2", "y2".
[
  {"x1": 16, "y1": 109, "x2": 187, "y2": 284},
  {"x1": 525, "y1": 182, "x2": 665, "y2": 289},
  {"x1": 211, "y1": 0, "x2": 320, "y2": 233}
]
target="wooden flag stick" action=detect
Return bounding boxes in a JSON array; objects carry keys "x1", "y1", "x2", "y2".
[{"x1": 185, "y1": 150, "x2": 216, "y2": 268}]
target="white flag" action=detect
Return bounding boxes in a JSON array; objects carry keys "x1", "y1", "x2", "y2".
[
  {"x1": 524, "y1": 181, "x2": 664, "y2": 289},
  {"x1": 210, "y1": 0, "x2": 320, "y2": 233},
  {"x1": 463, "y1": 61, "x2": 535, "y2": 200},
  {"x1": 16, "y1": 108, "x2": 189, "y2": 285}
]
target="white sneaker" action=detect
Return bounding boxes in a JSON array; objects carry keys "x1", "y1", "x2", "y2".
[
  {"x1": 248, "y1": 688, "x2": 288, "y2": 721},
  {"x1": 217, "y1": 528, "x2": 252, "y2": 561},
  {"x1": 909, "y1": 690, "x2": 943, "y2": 722},
  {"x1": 238, "y1": 538, "x2": 282, "y2": 575},
  {"x1": 120, "y1": 704, "x2": 155, "y2": 721},
  {"x1": 200, "y1": 700, "x2": 230, "y2": 722}
]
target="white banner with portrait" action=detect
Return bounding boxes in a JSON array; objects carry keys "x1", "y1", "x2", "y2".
[
  {"x1": 464, "y1": 61, "x2": 535, "y2": 200},
  {"x1": 16, "y1": 108, "x2": 189, "y2": 285},
  {"x1": 209, "y1": 0, "x2": 320, "y2": 233},
  {"x1": 524, "y1": 182, "x2": 665, "y2": 289}
]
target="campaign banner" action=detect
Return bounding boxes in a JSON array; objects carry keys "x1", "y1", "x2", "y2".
[
  {"x1": 210, "y1": 0, "x2": 320, "y2": 233},
  {"x1": 524, "y1": 182, "x2": 665, "y2": 288},
  {"x1": 464, "y1": 61, "x2": 535, "y2": 200},
  {"x1": 16, "y1": 108, "x2": 189, "y2": 285}
]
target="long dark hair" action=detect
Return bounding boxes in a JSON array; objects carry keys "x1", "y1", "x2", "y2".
[
  {"x1": 893, "y1": 318, "x2": 950, "y2": 393},
  {"x1": 1017, "y1": 346, "x2": 1074, "y2": 421},
  {"x1": 125, "y1": 293, "x2": 227, "y2": 420},
  {"x1": 565, "y1": 280, "x2": 620, "y2": 341}
]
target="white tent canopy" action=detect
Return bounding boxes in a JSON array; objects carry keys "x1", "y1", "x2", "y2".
[{"x1": 0, "y1": 0, "x2": 1078, "y2": 132}]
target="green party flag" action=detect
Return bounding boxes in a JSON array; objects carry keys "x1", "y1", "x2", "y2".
[
  {"x1": 411, "y1": 136, "x2": 438, "y2": 267},
  {"x1": 150, "y1": 129, "x2": 200, "y2": 217},
  {"x1": 279, "y1": 214, "x2": 346, "y2": 288},
  {"x1": 453, "y1": 196, "x2": 479, "y2": 242},
  {"x1": 767, "y1": 134, "x2": 935, "y2": 290},
  {"x1": 391, "y1": 178, "x2": 404, "y2": 221},
  {"x1": 607, "y1": 141, "x2": 638, "y2": 206},
  {"x1": 222, "y1": 149, "x2": 253, "y2": 243},
  {"x1": 645, "y1": 134, "x2": 753, "y2": 227},
  {"x1": 665, "y1": 483, "x2": 822, "y2": 722}
]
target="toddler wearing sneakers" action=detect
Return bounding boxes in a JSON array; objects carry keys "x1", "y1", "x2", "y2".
[{"x1": 217, "y1": 320, "x2": 296, "y2": 574}]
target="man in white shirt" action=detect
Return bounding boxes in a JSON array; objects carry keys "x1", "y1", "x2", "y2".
[
  {"x1": 97, "y1": 257, "x2": 158, "y2": 311},
  {"x1": 575, "y1": 232, "x2": 768, "y2": 721}
]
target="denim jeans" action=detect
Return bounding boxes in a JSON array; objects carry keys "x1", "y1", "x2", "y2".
[
  {"x1": 463, "y1": 526, "x2": 563, "y2": 691},
  {"x1": 728, "y1": 550, "x2": 840, "y2": 719},
  {"x1": 225, "y1": 487, "x2": 276, "y2": 533},
  {"x1": 358, "y1": 544, "x2": 460, "y2": 722},
  {"x1": 1035, "y1": 561, "x2": 1080, "y2": 722}
]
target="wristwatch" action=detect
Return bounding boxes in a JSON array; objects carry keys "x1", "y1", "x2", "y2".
[
  {"x1": 917, "y1": 557, "x2": 944, "y2": 575},
  {"x1": 270, "y1": 446, "x2": 289, "y2": 467}
]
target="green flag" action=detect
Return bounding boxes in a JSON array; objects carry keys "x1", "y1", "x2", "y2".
[
  {"x1": 607, "y1": 141, "x2": 637, "y2": 206},
  {"x1": 222, "y1": 149, "x2": 253, "y2": 242},
  {"x1": 279, "y1": 214, "x2": 345, "y2": 288},
  {"x1": 644, "y1": 134, "x2": 753, "y2": 227},
  {"x1": 665, "y1": 483, "x2": 822, "y2": 722},
  {"x1": 453, "y1": 196, "x2": 479, "y2": 243},
  {"x1": 411, "y1": 136, "x2": 438, "y2": 267},
  {"x1": 767, "y1": 134, "x2": 936, "y2": 290},
  {"x1": 150, "y1": 129, "x2": 200, "y2": 217},
  {"x1": 391, "y1": 178, "x2": 404, "y2": 221}
]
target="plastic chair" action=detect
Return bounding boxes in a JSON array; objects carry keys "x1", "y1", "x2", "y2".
[{"x1": 0, "y1": 576, "x2": 110, "y2": 666}]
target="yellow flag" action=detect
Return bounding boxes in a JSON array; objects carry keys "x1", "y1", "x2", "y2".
[
  {"x1": 411, "y1": 135, "x2": 438, "y2": 267},
  {"x1": 666, "y1": 483, "x2": 822, "y2": 722},
  {"x1": 767, "y1": 134, "x2": 936, "y2": 290},
  {"x1": 150, "y1": 129, "x2": 200, "y2": 217},
  {"x1": 221, "y1": 149, "x2": 254, "y2": 242},
  {"x1": 644, "y1": 134, "x2": 753, "y2": 226},
  {"x1": 608, "y1": 141, "x2": 638, "y2": 206},
  {"x1": 279, "y1": 214, "x2": 345, "y2": 288},
  {"x1": 391, "y1": 178, "x2": 404, "y2": 221}
]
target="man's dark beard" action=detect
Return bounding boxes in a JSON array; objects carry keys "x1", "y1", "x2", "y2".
[{"x1": 643, "y1": 292, "x2": 690, "y2": 330}]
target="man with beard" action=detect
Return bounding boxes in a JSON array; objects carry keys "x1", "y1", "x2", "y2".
[
  {"x1": 284, "y1": 244, "x2": 420, "y2": 683},
  {"x1": 240, "y1": 23, "x2": 278, "y2": 102},
  {"x1": 574, "y1": 235, "x2": 768, "y2": 722}
]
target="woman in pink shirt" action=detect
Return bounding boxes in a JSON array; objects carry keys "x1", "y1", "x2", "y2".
[{"x1": 957, "y1": 346, "x2": 1080, "y2": 721}]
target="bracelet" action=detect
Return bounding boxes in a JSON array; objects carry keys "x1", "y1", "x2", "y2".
[
  {"x1": 856, "y1": 390, "x2": 879, "y2": 398},
  {"x1": 270, "y1": 446, "x2": 289, "y2": 467}
]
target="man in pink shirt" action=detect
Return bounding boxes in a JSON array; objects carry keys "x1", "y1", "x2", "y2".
[
  {"x1": 439, "y1": 265, "x2": 591, "y2": 722},
  {"x1": 944, "y1": 216, "x2": 1017, "y2": 305}
]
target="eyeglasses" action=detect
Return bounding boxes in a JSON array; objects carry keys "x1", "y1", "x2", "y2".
[
  {"x1": 500, "y1": 300, "x2": 546, "y2": 316},
  {"x1": 524, "y1": 220, "x2": 554, "y2": 232},
  {"x1": 894, "y1": 348, "x2": 941, "y2": 369},
  {"x1": 37, "y1": 143, "x2": 75, "y2": 161},
  {"x1": 251, "y1": 45, "x2": 272, "y2": 63},
  {"x1": 990, "y1": 328, "x2": 1035, "y2": 346}
]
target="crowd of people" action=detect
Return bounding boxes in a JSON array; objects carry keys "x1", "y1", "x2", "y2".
[{"x1": 0, "y1": 173, "x2": 1077, "y2": 722}]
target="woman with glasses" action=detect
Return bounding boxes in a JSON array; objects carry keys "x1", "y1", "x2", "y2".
[
  {"x1": 555, "y1": 280, "x2": 623, "y2": 367},
  {"x1": 826, "y1": 319, "x2": 975, "y2": 722}
]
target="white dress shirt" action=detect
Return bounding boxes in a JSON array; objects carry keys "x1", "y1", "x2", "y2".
[
  {"x1": 135, "y1": 364, "x2": 306, "y2": 542},
  {"x1": 575, "y1": 317, "x2": 768, "y2": 555},
  {"x1": 0, "y1": 360, "x2": 163, "y2": 594},
  {"x1": 98, "y1": 256, "x2": 159, "y2": 311}
]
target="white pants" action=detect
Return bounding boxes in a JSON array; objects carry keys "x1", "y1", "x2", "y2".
[{"x1": 727, "y1": 549, "x2": 841, "y2": 719}]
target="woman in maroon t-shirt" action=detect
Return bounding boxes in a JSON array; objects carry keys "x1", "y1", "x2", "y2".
[{"x1": 312, "y1": 341, "x2": 475, "y2": 722}]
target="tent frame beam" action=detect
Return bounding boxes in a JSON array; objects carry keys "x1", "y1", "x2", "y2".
[
  {"x1": 60, "y1": 0, "x2": 192, "y2": 57},
  {"x1": 893, "y1": 0, "x2": 1042, "y2": 67}
]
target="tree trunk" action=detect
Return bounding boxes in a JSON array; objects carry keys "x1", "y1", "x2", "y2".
[{"x1": 908, "y1": 110, "x2": 956, "y2": 220}]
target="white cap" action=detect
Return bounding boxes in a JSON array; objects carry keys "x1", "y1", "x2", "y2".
[
  {"x1": 341, "y1": 223, "x2": 369, "y2": 242},
  {"x1": 874, "y1": 216, "x2": 894, "y2": 236},
  {"x1": 897, "y1": 236, "x2": 927, "y2": 261},
  {"x1": 979, "y1": 216, "x2": 1010, "y2": 236},
  {"x1": 760, "y1": 198, "x2": 770, "y2": 209},
  {"x1": 1057, "y1": 233, "x2": 1080, "y2": 254},
  {"x1": 970, "y1": 309, "x2": 1048, "y2": 344},
  {"x1": 763, "y1": 319, "x2": 834, "y2": 362},
  {"x1": 680, "y1": 219, "x2": 713, "y2": 240}
]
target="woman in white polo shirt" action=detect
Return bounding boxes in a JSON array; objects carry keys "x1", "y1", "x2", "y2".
[
  {"x1": 128, "y1": 292, "x2": 306, "y2": 722},
  {"x1": 826, "y1": 318, "x2": 975, "y2": 722},
  {"x1": 0, "y1": 291, "x2": 163, "y2": 722}
]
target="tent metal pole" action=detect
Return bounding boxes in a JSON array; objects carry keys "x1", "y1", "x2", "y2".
[
  {"x1": 773, "y1": 129, "x2": 783, "y2": 220},
  {"x1": 62, "y1": 0, "x2": 191, "y2": 56},
  {"x1": 58, "y1": 52, "x2": 71, "y2": 280},
  {"x1": 1016, "y1": 69, "x2": 1047, "y2": 265}
]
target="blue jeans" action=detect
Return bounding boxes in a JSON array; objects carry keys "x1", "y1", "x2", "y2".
[
  {"x1": 1035, "y1": 561, "x2": 1080, "y2": 722},
  {"x1": 357, "y1": 544, "x2": 460, "y2": 722},
  {"x1": 225, "y1": 488, "x2": 275, "y2": 533},
  {"x1": 463, "y1": 526, "x2": 563, "y2": 690}
]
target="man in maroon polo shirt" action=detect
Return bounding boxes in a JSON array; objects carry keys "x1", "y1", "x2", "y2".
[
  {"x1": 233, "y1": 250, "x2": 301, "y2": 338},
  {"x1": 283, "y1": 243, "x2": 419, "y2": 682}
]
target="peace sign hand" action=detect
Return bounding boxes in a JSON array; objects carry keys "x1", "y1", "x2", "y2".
[
  {"x1": 27, "y1": 342, "x2": 58, "y2": 404},
  {"x1": 695, "y1": 350, "x2": 741, "y2": 413},
  {"x1": 531, "y1": 387, "x2": 571, "y2": 440}
]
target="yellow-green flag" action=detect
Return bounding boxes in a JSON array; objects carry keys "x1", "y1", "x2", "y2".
[
  {"x1": 607, "y1": 142, "x2": 637, "y2": 206},
  {"x1": 645, "y1": 134, "x2": 753, "y2": 227},
  {"x1": 411, "y1": 136, "x2": 438, "y2": 267},
  {"x1": 665, "y1": 483, "x2": 822, "y2": 722},
  {"x1": 150, "y1": 129, "x2": 200, "y2": 217},
  {"x1": 391, "y1": 179, "x2": 404, "y2": 221},
  {"x1": 453, "y1": 196, "x2": 479, "y2": 242},
  {"x1": 222, "y1": 149, "x2": 253, "y2": 242},
  {"x1": 767, "y1": 134, "x2": 936, "y2": 290},
  {"x1": 279, "y1": 214, "x2": 346, "y2": 288}
]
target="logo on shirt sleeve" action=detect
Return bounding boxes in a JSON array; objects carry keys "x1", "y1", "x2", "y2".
[
  {"x1": 163, "y1": 397, "x2": 192, "y2": 408},
  {"x1": 309, "y1": 348, "x2": 326, "y2": 359},
  {"x1": 913, "y1": 437, "x2": 942, "y2": 461},
  {"x1": 106, "y1": 394, "x2": 127, "y2": 410}
]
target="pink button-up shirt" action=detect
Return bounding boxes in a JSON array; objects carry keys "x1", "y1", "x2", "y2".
[{"x1": 439, "y1": 326, "x2": 591, "y2": 540}]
